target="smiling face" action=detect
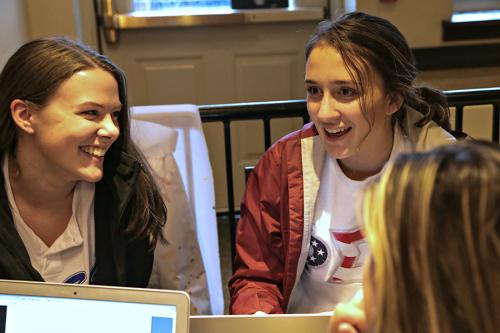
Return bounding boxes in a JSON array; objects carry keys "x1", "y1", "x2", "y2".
[
  {"x1": 24, "y1": 68, "x2": 121, "y2": 184},
  {"x1": 305, "y1": 45, "x2": 399, "y2": 178}
]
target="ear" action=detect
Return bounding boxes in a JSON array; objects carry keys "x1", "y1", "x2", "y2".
[
  {"x1": 10, "y1": 99, "x2": 35, "y2": 134},
  {"x1": 386, "y1": 93, "x2": 403, "y2": 116}
]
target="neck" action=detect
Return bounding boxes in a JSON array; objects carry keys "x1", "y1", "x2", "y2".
[
  {"x1": 8, "y1": 153, "x2": 76, "y2": 207},
  {"x1": 7, "y1": 153, "x2": 75, "y2": 247},
  {"x1": 338, "y1": 123, "x2": 395, "y2": 181}
]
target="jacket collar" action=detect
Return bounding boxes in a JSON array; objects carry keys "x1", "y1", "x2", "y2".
[
  {"x1": 90, "y1": 151, "x2": 143, "y2": 286},
  {"x1": 101, "y1": 152, "x2": 142, "y2": 222}
]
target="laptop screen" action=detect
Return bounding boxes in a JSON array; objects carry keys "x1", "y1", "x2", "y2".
[{"x1": 0, "y1": 280, "x2": 190, "y2": 333}]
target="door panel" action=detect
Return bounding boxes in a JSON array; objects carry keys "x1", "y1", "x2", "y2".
[
  {"x1": 138, "y1": 57, "x2": 204, "y2": 104},
  {"x1": 234, "y1": 53, "x2": 295, "y2": 101}
]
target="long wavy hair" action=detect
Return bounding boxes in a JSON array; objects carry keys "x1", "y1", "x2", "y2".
[
  {"x1": 362, "y1": 141, "x2": 500, "y2": 333},
  {"x1": 305, "y1": 12, "x2": 451, "y2": 133},
  {"x1": 0, "y1": 37, "x2": 166, "y2": 247}
]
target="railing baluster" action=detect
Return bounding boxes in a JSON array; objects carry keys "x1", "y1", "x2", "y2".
[
  {"x1": 493, "y1": 103, "x2": 499, "y2": 143},
  {"x1": 455, "y1": 105, "x2": 464, "y2": 132},
  {"x1": 263, "y1": 117, "x2": 271, "y2": 150},
  {"x1": 302, "y1": 115, "x2": 309, "y2": 125},
  {"x1": 223, "y1": 120, "x2": 237, "y2": 265}
]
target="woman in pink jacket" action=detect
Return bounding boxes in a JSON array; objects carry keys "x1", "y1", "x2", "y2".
[{"x1": 229, "y1": 12, "x2": 456, "y2": 314}]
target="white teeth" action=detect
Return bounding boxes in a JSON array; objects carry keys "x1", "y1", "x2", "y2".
[
  {"x1": 325, "y1": 127, "x2": 348, "y2": 134},
  {"x1": 81, "y1": 146, "x2": 106, "y2": 157}
]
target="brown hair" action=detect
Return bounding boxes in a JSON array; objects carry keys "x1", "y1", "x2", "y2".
[
  {"x1": 362, "y1": 141, "x2": 500, "y2": 333},
  {"x1": 0, "y1": 37, "x2": 166, "y2": 247},
  {"x1": 305, "y1": 12, "x2": 451, "y2": 132}
]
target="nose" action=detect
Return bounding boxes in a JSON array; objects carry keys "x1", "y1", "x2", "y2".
[
  {"x1": 317, "y1": 94, "x2": 341, "y2": 122},
  {"x1": 97, "y1": 113, "x2": 120, "y2": 141}
]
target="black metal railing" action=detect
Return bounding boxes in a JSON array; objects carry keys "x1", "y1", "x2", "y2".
[{"x1": 199, "y1": 87, "x2": 500, "y2": 264}]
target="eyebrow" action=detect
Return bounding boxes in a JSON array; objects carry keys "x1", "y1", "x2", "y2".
[
  {"x1": 304, "y1": 79, "x2": 355, "y2": 85},
  {"x1": 76, "y1": 101, "x2": 122, "y2": 110}
]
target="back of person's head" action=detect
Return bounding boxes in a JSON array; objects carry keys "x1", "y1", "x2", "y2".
[
  {"x1": 0, "y1": 37, "x2": 165, "y2": 247},
  {"x1": 361, "y1": 141, "x2": 500, "y2": 333},
  {"x1": 305, "y1": 12, "x2": 450, "y2": 131}
]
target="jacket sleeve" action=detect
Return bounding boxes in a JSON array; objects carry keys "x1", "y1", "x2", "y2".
[{"x1": 229, "y1": 145, "x2": 287, "y2": 314}]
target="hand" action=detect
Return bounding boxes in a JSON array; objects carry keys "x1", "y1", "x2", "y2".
[{"x1": 329, "y1": 292, "x2": 367, "y2": 333}]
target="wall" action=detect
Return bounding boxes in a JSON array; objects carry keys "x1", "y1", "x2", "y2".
[
  {"x1": 0, "y1": 0, "x2": 28, "y2": 69},
  {"x1": 23, "y1": 0, "x2": 98, "y2": 49},
  {"x1": 355, "y1": 0, "x2": 500, "y2": 93},
  {"x1": 0, "y1": 0, "x2": 97, "y2": 70},
  {"x1": 357, "y1": 0, "x2": 453, "y2": 47}
]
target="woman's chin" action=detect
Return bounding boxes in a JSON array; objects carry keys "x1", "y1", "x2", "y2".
[
  {"x1": 325, "y1": 147, "x2": 355, "y2": 160},
  {"x1": 78, "y1": 168, "x2": 104, "y2": 183}
]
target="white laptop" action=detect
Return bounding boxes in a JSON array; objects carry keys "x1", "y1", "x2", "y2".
[
  {"x1": 0, "y1": 279, "x2": 190, "y2": 333},
  {"x1": 190, "y1": 313, "x2": 331, "y2": 333}
]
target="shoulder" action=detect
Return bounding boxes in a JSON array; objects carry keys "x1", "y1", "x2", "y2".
[
  {"x1": 276, "y1": 122, "x2": 318, "y2": 143},
  {"x1": 265, "y1": 122, "x2": 318, "y2": 157},
  {"x1": 261, "y1": 123, "x2": 318, "y2": 165},
  {"x1": 96, "y1": 152, "x2": 142, "y2": 204},
  {"x1": 251, "y1": 123, "x2": 318, "y2": 178},
  {"x1": 101, "y1": 152, "x2": 141, "y2": 184},
  {"x1": 404, "y1": 108, "x2": 456, "y2": 151}
]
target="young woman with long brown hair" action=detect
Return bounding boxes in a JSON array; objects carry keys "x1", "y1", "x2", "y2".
[{"x1": 229, "y1": 12, "x2": 456, "y2": 314}]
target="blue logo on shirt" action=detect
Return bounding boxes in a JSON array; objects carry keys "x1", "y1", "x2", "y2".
[
  {"x1": 63, "y1": 265, "x2": 96, "y2": 284},
  {"x1": 64, "y1": 271, "x2": 86, "y2": 284},
  {"x1": 307, "y1": 236, "x2": 328, "y2": 267}
]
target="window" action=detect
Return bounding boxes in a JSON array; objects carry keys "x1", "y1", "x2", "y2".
[
  {"x1": 132, "y1": 0, "x2": 296, "y2": 11},
  {"x1": 452, "y1": 0, "x2": 500, "y2": 22},
  {"x1": 133, "y1": 0, "x2": 230, "y2": 11},
  {"x1": 443, "y1": 0, "x2": 500, "y2": 41},
  {"x1": 454, "y1": 0, "x2": 500, "y2": 12},
  {"x1": 104, "y1": 0, "x2": 323, "y2": 39}
]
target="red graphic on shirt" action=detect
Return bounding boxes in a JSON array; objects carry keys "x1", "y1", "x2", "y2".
[
  {"x1": 332, "y1": 230, "x2": 363, "y2": 268},
  {"x1": 330, "y1": 229, "x2": 365, "y2": 282}
]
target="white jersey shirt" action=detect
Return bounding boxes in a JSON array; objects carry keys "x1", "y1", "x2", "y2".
[
  {"x1": 3, "y1": 154, "x2": 212, "y2": 314},
  {"x1": 288, "y1": 125, "x2": 410, "y2": 313},
  {"x1": 3, "y1": 157, "x2": 96, "y2": 284}
]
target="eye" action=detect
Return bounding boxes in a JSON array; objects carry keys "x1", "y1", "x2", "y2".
[
  {"x1": 112, "y1": 110, "x2": 121, "y2": 119},
  {"x1": 337, "y1": 87, "x2": 358, "y2": 98},
  {"x1": 332, "y1": 86, "x2": 359, "y2": 102},
  {"x1": 81, "y1": 110, "x2": 99, "y2": 117},
  {"x1": 306, "y1": 86, "x2": 322, "y2": 99}
]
